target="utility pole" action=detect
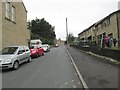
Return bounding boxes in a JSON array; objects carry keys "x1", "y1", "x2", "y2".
[{"x1": 66, "y1": 18, "x2": 69, "y2": 46}]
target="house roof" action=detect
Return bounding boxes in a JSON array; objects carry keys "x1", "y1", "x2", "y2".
[
  {"x1": 22, "y1": 0, "x2": 28, "y2": 13},
  {"x1": 95, "y1": 10, "x2": 120, "y2": 26},
  {"x1": 78, "y1": 23, "x2": 95, "y2": 35}
]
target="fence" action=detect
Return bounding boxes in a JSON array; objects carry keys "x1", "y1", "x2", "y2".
[{"x1": 74, "y1": 43, "x2": 120, "y2": 61}]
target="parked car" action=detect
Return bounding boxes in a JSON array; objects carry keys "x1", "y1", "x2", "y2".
[
  {"x1": 0, "y1": 46, "x2": 31, "y2": 70},
  {"x1": 41, "y1": 44, "x2": 50, "y2": 52},
  {"x1": 30, "y1": 39, "x2": 42, "y2": 48},
  {"x1": 55, "y1": 44, "x2": 59, "y2": 47},
  {"x1": 29, "y1": 45, "x2": 44, "y2": 58}
]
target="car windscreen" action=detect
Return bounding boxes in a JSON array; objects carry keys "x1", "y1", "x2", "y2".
[
  {"x1": 42, "y1": 45, "x2": 48, "y2": 47},
  {"x1": 0, "y1": 47, "x2": 18, "y2": 54},
  {"x1": 29, "y1": 45, "x2": 39, "y2": 49}
]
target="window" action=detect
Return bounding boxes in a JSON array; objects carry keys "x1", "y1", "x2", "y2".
[
  {"x1": 90, "y1": 28, "x2": 92, "y2": 32},
  {"x1": 106, "y1": 18, "x2": 110, "y2": 25},
  {"x1": 12, "y1": 6, "x2": 15, "y2": 22},
  {"x1": 24, "y1": 46, "x2": 29, "y2": 52},
  {"x1": 18, "y1": 47, "x2": 25, "y2": 54},
  {"x1": 98, "y1": 25, "x2": 101, "y2": 30},
  {"x1": 6, "y1": 0, "x2": 10, "y2": 19},
  {"x1": 101, "y1": 18, "x2": 110, "y2": 29}
]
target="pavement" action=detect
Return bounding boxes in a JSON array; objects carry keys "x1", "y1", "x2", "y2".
[{"x1": 67, "y1": 46, "x2": 118, "y2": 88}]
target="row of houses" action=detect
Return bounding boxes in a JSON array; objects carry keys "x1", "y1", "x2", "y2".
[
  {"x1": 78, "y1": 10, "x2": 120, "y2": 47},
  {"x1": 1, "y1": 0, "x2": 30, "y2": 49}
]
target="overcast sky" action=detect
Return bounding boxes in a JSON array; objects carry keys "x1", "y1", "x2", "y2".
[{"x1": 23, "y1": 0, "x2": 120, "y2": 40}]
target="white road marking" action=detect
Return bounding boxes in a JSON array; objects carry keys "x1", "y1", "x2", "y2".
[
  {"x1": 65, "y1": 82, "x2": 68, "y2": 85},
  {"x1": 72, "y1": 80, "x2": 74, "y2": 82},
  {"x1": 60, "y1": 80, "x2": 76, "y2": 88},
  {"x1": 75, "y1": 73, "x2": 78, "y2": 76},
  {"x1": 73, "y1": 85, "x2": 77, "y2": 88}
]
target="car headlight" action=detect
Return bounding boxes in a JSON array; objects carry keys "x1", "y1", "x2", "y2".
[{"x1": 2, "y1": 59, "x2": 12, "y2": 63}]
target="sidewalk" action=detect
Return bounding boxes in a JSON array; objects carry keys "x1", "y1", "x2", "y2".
[{"x1": 67, "y1": 46, "x2": 118, "y2": 88}]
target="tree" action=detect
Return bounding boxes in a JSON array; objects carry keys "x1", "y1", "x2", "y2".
[
  {"x1": 28, "y1": 18, "x2": 56, "y2": 45},
  {"x1": 68, "y1": 33, "x2": 75, "y2": 44}
]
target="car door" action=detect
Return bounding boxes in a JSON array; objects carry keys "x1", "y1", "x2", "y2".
[
  {"x1": 40, "y1": 47, "x2": 44, "y2": 55},
  {"x1": 24, "y1": 46, "x2": 30, "y2": 61},
  {"x1": 17, "y1": 46, "x2": 26, "y2": 64},
  {"x1": 37, "y1": 47, "x2": 41, "y2": 55}
]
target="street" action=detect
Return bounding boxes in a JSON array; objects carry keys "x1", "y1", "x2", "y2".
[
  {"x1": 2, "y1": 45, "x2": 82, "y2": 88},
  {"x1": 1, "y1": 1, "x2": 120, "y2": 89},
  {"x1": 2, "y1": 45, "x2": 119, "y2": 88}
]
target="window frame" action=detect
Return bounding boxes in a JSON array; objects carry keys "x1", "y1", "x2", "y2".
[
  {"x1": 11, "y1": 5, "x2": 15, "y2": 22},
  {"x1": 18, "y1": 47, "x2": 25, "y2": 54},
  {"x1": 6, "y1": 0, "x2": 10, "y2": 19}
]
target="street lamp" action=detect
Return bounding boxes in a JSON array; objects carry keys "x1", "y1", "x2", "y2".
[{"x1": 66, "y1": 18, "x2": 69, "y2": 46}]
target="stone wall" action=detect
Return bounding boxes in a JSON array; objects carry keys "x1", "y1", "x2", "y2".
[{"x1": 2, "y1": 2, "x2": 30, "y2": 48}]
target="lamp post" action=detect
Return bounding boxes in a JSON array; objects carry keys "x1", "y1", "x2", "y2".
[{"x1": 66, "y1": 18, "x2": 69, "y2": 46}]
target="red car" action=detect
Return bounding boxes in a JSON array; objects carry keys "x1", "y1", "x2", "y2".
[{"x1": 29, "y1": 46, "x2": 44, "y2": 58}]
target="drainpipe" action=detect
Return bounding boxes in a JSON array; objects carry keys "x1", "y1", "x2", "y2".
[
  {"x1": 116, "y1": 13, "x2": 120, "y2": 40},
  {"x1": 116, "y1": 12, "x2": 120, "y2": 47}
]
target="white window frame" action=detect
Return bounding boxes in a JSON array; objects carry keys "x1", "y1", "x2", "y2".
[
  {"x1": 6, "y1": 0, "x2": 10, "y2": 19},
  {"x1": 12, "y1": 5, "x2": 15, "y2": 22}
]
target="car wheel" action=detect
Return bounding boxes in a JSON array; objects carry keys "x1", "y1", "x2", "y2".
[
  {"x1": 36, "y1": 53, "x2": 39, "y2": 58},
  {"x1": 27, "y1": 56, "x2": 32, "y2": 62},
  {"x1": 13, "y1": 61, "x2": 19, "y2": 70},
  {"x1": 42, "y1": 53, "x2": 44, "y2": 56}
]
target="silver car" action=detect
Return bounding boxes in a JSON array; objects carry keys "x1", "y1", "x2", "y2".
[{"x1": 0, "y1": 46, "x2": 31, "y2": 70}]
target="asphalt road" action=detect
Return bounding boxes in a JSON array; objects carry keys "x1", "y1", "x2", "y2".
[
  {"x1": 67, "y1": 46, "x2": 118, "y2": 88},
  {"x1": 2, "y1": 45, "x2": 82, "y2": 88}
]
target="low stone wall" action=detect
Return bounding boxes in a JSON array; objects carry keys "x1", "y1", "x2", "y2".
[{"x1": 74, "y1": 44, "x2": 120, "y2": 61}]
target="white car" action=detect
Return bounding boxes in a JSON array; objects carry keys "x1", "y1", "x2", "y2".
[
  {"x1": 0, "y1": 46, "x2": 31, "y2": 70},
  {"x1": 55, "y1": 44, "x2": 59, "y2": 47},
  {"x1": 42, "y1": 44, "x2": 50, "y2": 52}
]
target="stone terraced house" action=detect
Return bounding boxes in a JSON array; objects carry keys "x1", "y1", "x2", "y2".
[
  {"x1": 2, "y1": 0, "x2": 30, "y2": 48},
  {"x1": 78, "y1": 10, "x2": 120, "y2": 47}
]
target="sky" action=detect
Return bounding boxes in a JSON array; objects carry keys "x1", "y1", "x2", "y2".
[{"x1": 23, "y1": 0, "x2": 120, "y2": 40}]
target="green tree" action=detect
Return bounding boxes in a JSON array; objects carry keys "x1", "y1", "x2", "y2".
[
  {"x1": 68, "y1": 33, "x2": 75, "y2": 44},
  {"x1": 28, "y1": 18, "x2": 56, "y2": 45}
]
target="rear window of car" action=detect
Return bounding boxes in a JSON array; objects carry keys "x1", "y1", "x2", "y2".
[{"x1": 29, "y1": 46, "x2": 34, "y2": 49}]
